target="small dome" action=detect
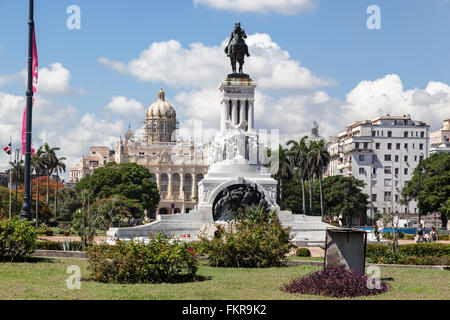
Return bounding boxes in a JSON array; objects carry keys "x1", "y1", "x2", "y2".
[{"x1": 146, "y1": 88, "x2": 176, "y2": 119}]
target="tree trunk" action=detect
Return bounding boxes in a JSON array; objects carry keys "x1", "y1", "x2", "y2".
[
  {"x1": 319, "y1": 172, "x2": 324, "y2": 222},
  {"x1": 55, "y1": 175, "x2": 58, "y2": 218},
  {"x1": 301, "y1": 179, "x2": 306, "y2": 215},
  {"x1": 46, "y1": 172, "x2": 50, "y2": 204},
  {"x1": 309, "y1": 177, "x2": 313, "y2": 215},
  {"x1": 36, "y1": 176, "x2": 39, "y2": 227},
  {"x1": 15, "y1": 179, "x2": 18, "y2": 216},
  {"x1": 279, "y1": 178, "x2": 283, "y2": 209}
]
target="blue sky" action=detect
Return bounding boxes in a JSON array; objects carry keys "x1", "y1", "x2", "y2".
[{"x1": 1, "y1": 0, "x2": 449, "y2": 173}]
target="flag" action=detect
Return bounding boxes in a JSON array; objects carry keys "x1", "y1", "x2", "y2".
[
  {"x1": 3, "y1": 143, "x2": 12, "y2": 155},
  {"x1": 21, "y1": 26, "x2": 38, "y2": 156}
]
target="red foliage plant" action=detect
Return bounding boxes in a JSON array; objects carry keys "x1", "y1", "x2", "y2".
[{"x1": 283, "y1": 266, "x2": 390, "y2": 298}]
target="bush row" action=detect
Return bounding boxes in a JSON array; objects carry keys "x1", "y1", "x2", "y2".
[
  {"x1": 0, "y1": 218, "x2": 37, "y2": 261},
  {"x1": 367, "y1": 243, "x2": 450, "y2": 258},
  {"x1": 87, "y1": 234, "x2": 198, "y2": 284},
  {"x1": 397, "y1": 256, "x2": 449, "y2": 266}
]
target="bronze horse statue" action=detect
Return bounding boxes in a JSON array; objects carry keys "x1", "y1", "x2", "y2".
[{"x1": 225, "y1": 23, "x2": 250, "y2": 74}]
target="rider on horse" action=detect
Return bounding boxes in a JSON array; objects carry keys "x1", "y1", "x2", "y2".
[{"x1": 225, "y1": 23, "x2": 250, "y2": 58}]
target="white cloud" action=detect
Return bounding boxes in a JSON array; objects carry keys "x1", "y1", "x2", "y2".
[
  {"x1": 0, "y1": 62, "x2": 84, "y2": 96},
  {"x1": 193, "y1": 0, "x2": 317, "y2": 15},
  {"x1": 341, "y1": 74, "x2": 450, "y2": 132},
  {"x1": 104, "y1": 96, "x2": 145, "y2": 120},
  {"x1": 99, "y1": 33, "x2": 333, "y2": 91}
]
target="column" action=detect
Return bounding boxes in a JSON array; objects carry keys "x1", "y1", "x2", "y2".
[
  {"x1": 221, "y1": 101, "x2": 228, "y2": 132},
  {"x1": 248, "y1": 100, "x2": 254, "y2": 131},
  {"x1": 231, "y1": 99, "x2": 238, "y2": 125},
  {"x1": 179, "y1": 170, "x2": 185, "y2": 200},
  {"x1": 239, "y1": 100, "x2": 246, "y2": 126},
  {"x1": 156, "y1": 170, "x2": 161, "y2": 190},
  {"x1": 168, "y1": 169, "x2": 173, "y2": 198},
  {"x1": 192, "y1": 171, "x2": 198, "y2": 199}
]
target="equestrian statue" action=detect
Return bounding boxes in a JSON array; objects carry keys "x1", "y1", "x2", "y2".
[{"x1": 224, "y1": 23, "x2": 250, "y2": 75}]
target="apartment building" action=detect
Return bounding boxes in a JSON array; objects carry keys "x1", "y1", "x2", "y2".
[{"x1": 327, "y1": 115, "x2": 430, "y2": 223}]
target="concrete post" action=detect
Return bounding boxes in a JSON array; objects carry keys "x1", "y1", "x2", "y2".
[{"x1": 231, "y1": 99, "x2": 238, "y2": 125}]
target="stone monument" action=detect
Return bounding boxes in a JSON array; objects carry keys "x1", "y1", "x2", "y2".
[{"x1": 106, "y1": 23, "x2": 334, "y2": 246}]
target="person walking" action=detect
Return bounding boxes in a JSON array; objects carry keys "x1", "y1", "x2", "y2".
[
  {"x1": 415, "y1": 223, "x2": 425, "y2": 243},
  {"x1": 429, "y1": 227, "x2": 439, "y2": 243}
]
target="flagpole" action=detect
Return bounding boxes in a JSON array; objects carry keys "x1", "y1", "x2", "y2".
[
  {"x1": 9, "y1": 136, "x2": 12, "y2": 219},
  {"x1": 21, "y1": 0, "x2": 34, "y2": 221}
]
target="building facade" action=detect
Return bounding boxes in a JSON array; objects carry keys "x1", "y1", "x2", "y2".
[
  {"x1": 430, "y1": 119, "x2": 450, "y2": 154},
  {"x1": 70, "y1": 89, "x2": 208, "y2": 216},
  {"x1": 327, "y1": 115, "x2": 430, "y2": 223}
]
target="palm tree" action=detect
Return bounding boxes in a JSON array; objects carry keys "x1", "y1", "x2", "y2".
[
  {"x1": 271, "y1": 145, "x2": 292, "y2": 209},
  {"x1": 32, "y1": 146, "x2": 46, "y2": 226},
  {"x1": 287, "y1": 136, "x2": 309, "y2": 214},
  {"x1": 8, "y1": 160, "x2": 24, "y2": 216},
  {"x1": 308, "y1": 139, "x2": 330, "y2": 221},
  {"x1": 42, "y1": 143, "x2": 60, "y2": 204},
  {"x1": 53, "y1": 155, "x2": 66, "y2": 217}
]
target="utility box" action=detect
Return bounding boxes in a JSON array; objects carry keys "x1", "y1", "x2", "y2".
[{"x1": 324, "y1": 228, "x2": 367, "y2": 274}]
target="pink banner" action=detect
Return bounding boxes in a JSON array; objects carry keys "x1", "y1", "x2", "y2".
[{"x1": 22, "y1": 27, "x2": 38, "y2": 156}]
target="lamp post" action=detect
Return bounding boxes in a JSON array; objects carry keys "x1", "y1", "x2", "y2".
[{"x1": 20, "y1": 0, "x2": 35, "y2": 221}]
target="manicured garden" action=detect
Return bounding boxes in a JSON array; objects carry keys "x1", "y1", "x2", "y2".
[{"x1": 0, "y1": 257, "x2": 449, "y2": 300}]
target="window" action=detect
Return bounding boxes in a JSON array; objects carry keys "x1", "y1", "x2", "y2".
[
  {"x1": 395, "y1": 168, "x2": 399, "y2": 175},
  {"x1": 359, "y1": 155, "x2": 364, "y2": 161},
  {"x1": 372, "y1": 131, "x2": 376, "y2": 137},
  {"x1": 388, "y1": 131, "x2": 392, "y2": 137},
  {"x1": 395, "y1": 194, "x2": 399, "y2": 202},
  {"x1": 355, "y1": 142, "x2": 360, "y2": 149},
  {"x1": 388, "y1": 143, "x2": 392, "y2": 150},
  {"x1": 395, "y1": 155, "x2": 399, "y2": 162},
  {"x1": 396, "y1": 143, "x2": 400, "y2": 150},
  {"x1": 372, "y1": 194, "x2": 377, "y2": 201},
  {"x1": 404, "y1": 143, "x2": 408, "y2": 149},
  {"x1": 384, "y1": 179, "x2": 392, "y2": 186},
  {"x1": 404, "y1": 168, "x2": 408, "y2": 175},
  {"x1": 385, "y1": 154, "x2": 391, "y2": 161},
  {"x1": 414, "y1": 155, "x2": 417, "y2": 162},
  {"x1": 372, "y1": 155, "x2": 377, "y2": 162},
  {"x1": 384, "y1": 166, "x2": 392, "y2": 174},
  {"x1": 421, "y1": 131, "x2": 425, "y2": 138},
  {"x1": 404, "y1": 155, "x2": 408, "y2": 162},
  {"x1": 364, "y1": 142, "x2": 369, "y2": 149},
  {"x1": 359, "y1": 168, "x2": 365, "y2": 174},
  {"x1": 419, "y1": 144, "x2": 424, "y2": 150},
  {"x1": 376, "y1": 143, "x2": 380, "y2": 150},
  {"x1": 404, "y1": 131, "x2": 408, "y2": 138}
]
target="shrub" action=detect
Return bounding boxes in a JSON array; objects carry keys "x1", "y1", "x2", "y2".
[
  {"x1": 366, "y1": 243, "x2": 450, "y2": 264},
  {"x1": 0, "y1": 218, "x2": 38, "y2": 261},
  {"x1": 398, "y1": 243, "x2": 450, "y2": 257},
  {"x1": 296, "y1": 248, "x2": 311, "y2": 257},
  {"x1": 397, "y1": 256, "x2": 449, "y2": 266},
  {"x1": 283, "y1": 267, "x2": 390, "y2": 298},
  {"x1": 36, "y1": 240, "x2": 62, "y2": 251},
  {"x1": 87, "y1": 233, "x2": 198, "y2": 284},
  {"x1": 199, "y1": 208, "x2": 294, "y2": 268}
]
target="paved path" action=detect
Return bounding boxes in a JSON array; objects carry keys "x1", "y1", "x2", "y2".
[{"x1": 39, "y1": 236, "x2": 106, "y2": 244}]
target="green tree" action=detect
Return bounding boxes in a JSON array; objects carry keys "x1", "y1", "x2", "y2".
[
  {"x1": 7, "y1": 160, "x2": 24, "y2": 217},
  {"x1": 52, "y1": 155, "x2": 66, "y2": 217},
  {"x1": 42, "y1": 143, "x2": 60, "y2": 204},
  {"x1": 308, "y1": 139, "x2": 331, "y2": 221},
  {"x1": 402, "y1": 153, "x2": 450, "y2": 228},
  {"x1": 321, "y1": 175, "x2": 369, "y2": 227},
  {"x1": 97, "y1": 195, "x2": 144, "y2": 229},
  {"x1": 270, "y1": 145, "x2": 293, "y2": 209},
  {"x1": 57, "y1": 187, "x2": 82, "y2": 222},
  {"x1": 287, "y1": 136, "x2": 309, "y2": 214},
  {"x1": 76, "y1": 162, "x2": 160, "y2": 219}
]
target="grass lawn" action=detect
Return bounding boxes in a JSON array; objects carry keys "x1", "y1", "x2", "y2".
[{"x1": 0, "y1": 258, "x2": 448, "y2": 300}]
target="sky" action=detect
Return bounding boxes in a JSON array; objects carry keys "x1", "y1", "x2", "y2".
[{"x1": 0, "y1": 0, "x2": 450, "y2": 179}]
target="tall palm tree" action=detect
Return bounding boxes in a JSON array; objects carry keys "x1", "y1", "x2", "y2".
[
  {"x1": 287, "y1": 136, "x2": 309, "y2": 214},
  {"x1": 53, "y1": 155, "x2": 66, "y2": 217},
  {"x1": 270, "y1": 145, "x2": 292, "y2": 209},
  {"x1": 42, "y1": 143, "x2": 60, "y2": 204},
  {"x1": 32, "y1": 146, "x2": 46, "y2": 226},
  {"x1": 8, "y1": 160, "x2": 24, "y2": 216},
  {"x1": 308, "y1": 139, "x2": 331, "y2": 221}
]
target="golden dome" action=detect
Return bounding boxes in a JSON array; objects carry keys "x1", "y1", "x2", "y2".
[{"x1": 146, "y1": 88, "x2": 176, "y2": 119}]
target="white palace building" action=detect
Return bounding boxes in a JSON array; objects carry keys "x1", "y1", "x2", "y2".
[
  {"x1": 327, "y1": 114, "x2": 430, "y2": 223},
  {"x1": 70, "y1": 89, "x2": 208, "y2": 217}
]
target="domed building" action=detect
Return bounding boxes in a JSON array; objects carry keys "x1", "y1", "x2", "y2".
[
  {"x1": 145, "y1": 89, "x2": 177, "y2": 143},
  {"x1": 70, "y1": 88, "x2": 208, "y2": 217}
]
